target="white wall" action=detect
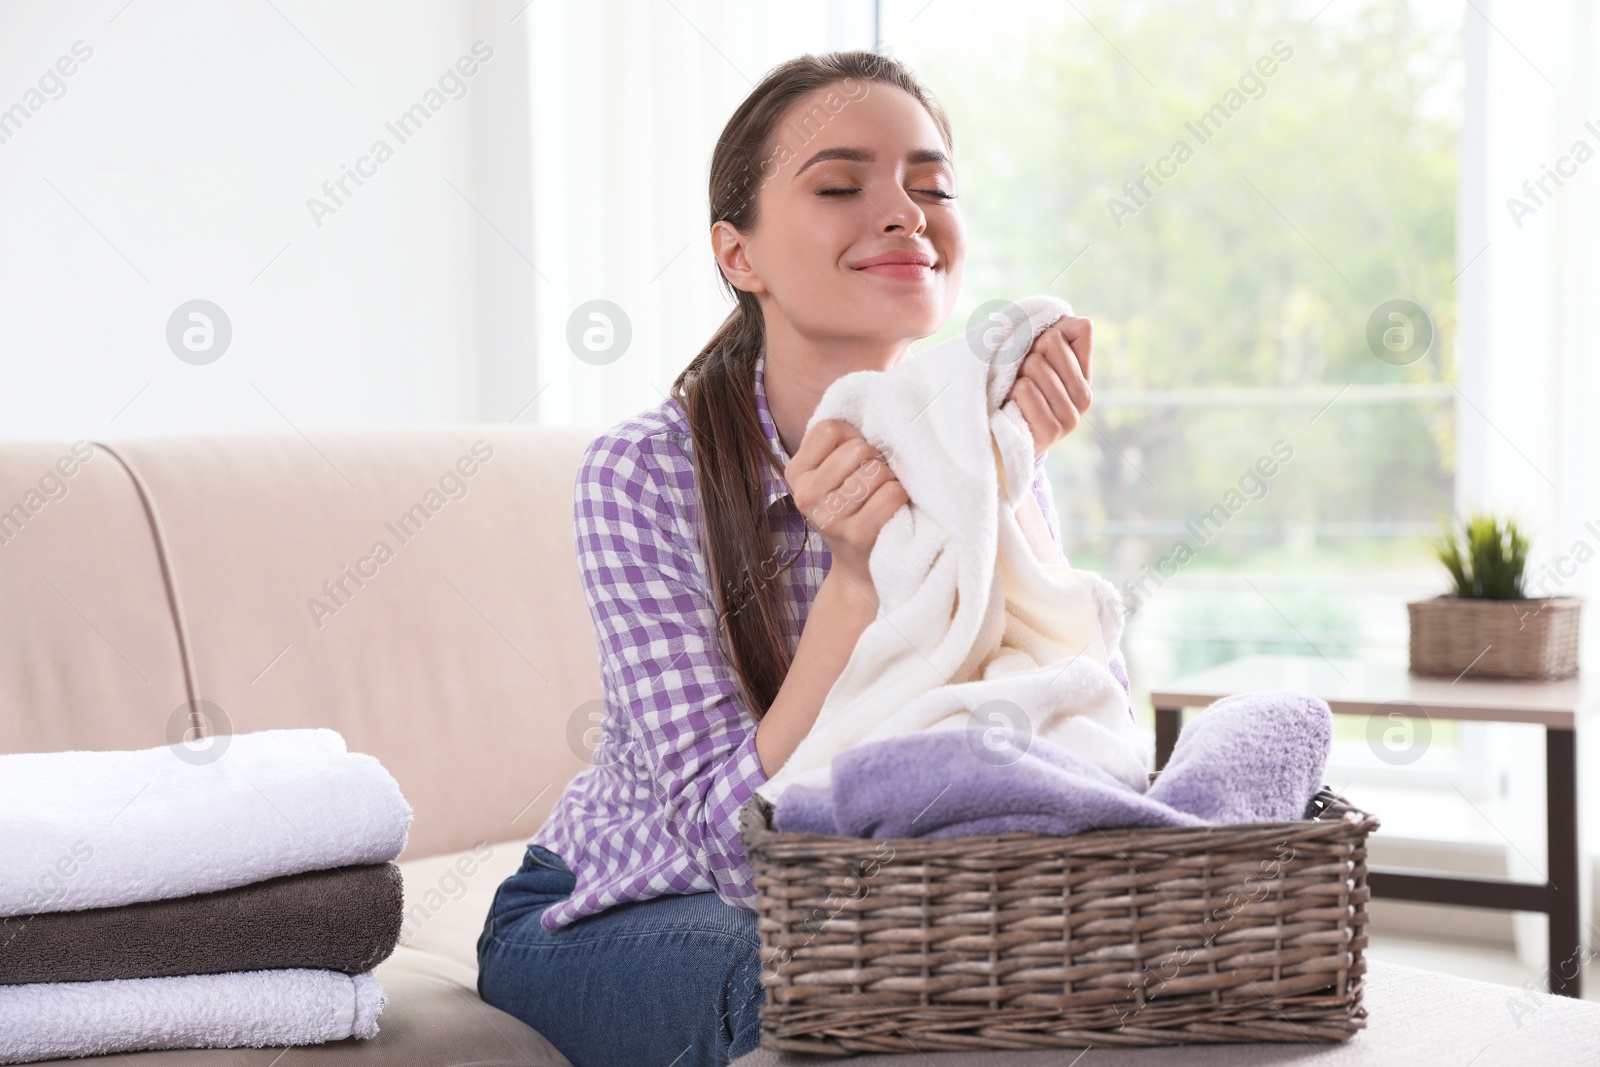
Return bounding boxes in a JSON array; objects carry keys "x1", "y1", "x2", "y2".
[
  {"x1": 0, "y1": 1, "x2": 513, "y2": 439},
  {"x1": 0, "y1": 0, "x2": 875, "y2": 442}
]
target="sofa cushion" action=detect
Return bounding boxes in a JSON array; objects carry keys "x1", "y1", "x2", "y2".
[
  {"x1": 395, "y1": 836, "x2": 530, "y2": 973},
  {"x1": 0, "y1": 427, "x2": 605, "y2": 864},
  {"x1": 0, "y1": 441, "x2": 192, "y2": 755}
]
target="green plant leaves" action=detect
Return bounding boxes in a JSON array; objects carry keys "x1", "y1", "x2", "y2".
[{"x1": 1432, "y1": 511, "x2": 1528, "y2": 599}]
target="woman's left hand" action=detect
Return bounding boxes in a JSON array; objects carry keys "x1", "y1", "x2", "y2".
[{"x1": 1005, "y1": 314, "x2": 1093, "y2": 461}]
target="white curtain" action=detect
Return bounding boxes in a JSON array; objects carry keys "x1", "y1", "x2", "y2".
[
  {"x1": 1460, "y1": 0, "x2": 1600, "y2": 967},
  {"x1": 518, "y1": 1, "x2": 875, "y2": 431}
]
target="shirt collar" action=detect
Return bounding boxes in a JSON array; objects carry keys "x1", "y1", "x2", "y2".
[{"x1": 753, "y1": 347, "x2": 792, "y2": 511}]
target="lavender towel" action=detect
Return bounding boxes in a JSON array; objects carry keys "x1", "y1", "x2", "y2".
[{"x1": 773, "y1": 689, "x2": 1332, "y2": 838}]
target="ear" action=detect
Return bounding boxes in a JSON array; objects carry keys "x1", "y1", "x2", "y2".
[{"x1": 711, "y1": 220, "x2": 766, "y2": 295}]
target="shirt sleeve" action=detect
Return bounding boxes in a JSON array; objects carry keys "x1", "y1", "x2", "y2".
[{"x1": 572, "y1": 433, "x2": 771, "y2": 910}]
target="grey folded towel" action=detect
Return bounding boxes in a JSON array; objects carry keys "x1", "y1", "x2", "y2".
[{"x1": 0, "y1": 863, "x2": 402, "y2": 985}]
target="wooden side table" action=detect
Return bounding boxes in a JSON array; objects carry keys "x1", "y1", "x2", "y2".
[{"x1": 1149, "y1": 653, "x2": 1591, "y2": 998}]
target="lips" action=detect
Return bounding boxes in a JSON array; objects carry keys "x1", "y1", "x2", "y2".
[{"x1": 852, "y1": 250, "x2": 936, "y2": 280}]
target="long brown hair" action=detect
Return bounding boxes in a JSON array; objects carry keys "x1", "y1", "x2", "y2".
[{"x1": 669, "y1": 50, "x2": 953, "y2": 721}]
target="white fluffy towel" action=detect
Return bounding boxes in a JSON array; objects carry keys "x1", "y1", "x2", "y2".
[
  {"x1": 0, "y1": 968, "x2": 385, "y2": 1063},
  {"x1": 754, "y1": 294, "x2": 1150, "y2": 806},
  {"x1": 0, "y1": 728, "x2": 412, "y2": 917}
]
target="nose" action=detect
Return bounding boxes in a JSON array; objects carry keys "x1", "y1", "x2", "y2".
[{"x1": 877, "y1": 185, "x2": 927, "y2": 237}]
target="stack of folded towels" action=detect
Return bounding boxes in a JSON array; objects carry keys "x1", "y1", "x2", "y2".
[{"x1": 0, "y1": 728, "x2": 412, "y2": 1064}]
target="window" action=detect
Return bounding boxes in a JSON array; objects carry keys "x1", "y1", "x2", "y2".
[{"x1": 880, "y1": 0, "x2": 1475, "y2": 791}]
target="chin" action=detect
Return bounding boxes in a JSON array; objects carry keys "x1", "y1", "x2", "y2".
[
  {"x1": 850, "y1": 300, "x2": 937, "y2": 336},
  {"x1": 876, "y1": 283, "x2": 947, "y2": 311},
  {"x1": 895, "y1": 291, "x2": 953, "y2": 335},
  {"x1": 827, "y1": 285, "x2": 949, "y2": 340}
]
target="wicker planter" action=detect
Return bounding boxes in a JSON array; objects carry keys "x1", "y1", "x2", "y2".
[
  {"x1": 739, "y1": 784, "x2": 1377, "y2": 1053},
  {"x1": 1407, "y1": 595, "x2": 1581, "y2": 681}
]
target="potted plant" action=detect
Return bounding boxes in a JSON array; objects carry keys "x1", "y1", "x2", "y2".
[{"x1": 1408, "y1": 511, "x2": 1581, "y2": 681}]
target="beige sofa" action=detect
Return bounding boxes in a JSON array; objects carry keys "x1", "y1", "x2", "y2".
[
  {"x1": 1, "y1": 426, "x2": 600, "y2": 1065},
  {"x1": 6, "y1": 426, "x2": 1600, "y2": 1067}
]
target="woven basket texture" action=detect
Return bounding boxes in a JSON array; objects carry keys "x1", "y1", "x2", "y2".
[
  {"x1": 740, "y1": 783, "x2": 1377, "y2": 1053},
  {"x1": 1408, "y1": 596, "x2": 1581, "y2": 681}
]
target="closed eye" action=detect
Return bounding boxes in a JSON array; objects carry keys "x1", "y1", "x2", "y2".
[{"x1": 818, "y1": 187, "x2": 957, "y2": 200}]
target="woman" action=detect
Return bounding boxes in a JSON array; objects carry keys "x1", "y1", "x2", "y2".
[{"x1": 476, "y1": 49, "x2": 1094, "y2": 1066}]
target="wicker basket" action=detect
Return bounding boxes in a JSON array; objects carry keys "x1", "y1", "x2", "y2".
[
  {"x1": 1407, "y1": 595, "x2": 1581, "y2": 681},
  {"x1": 738, "y1": 784, "x2": 1377, "y2": 1054}
]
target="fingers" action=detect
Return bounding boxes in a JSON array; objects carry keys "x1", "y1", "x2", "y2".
[
  {"x1": 1012, "y1": 374, "x2": 1071, "y2": 440},
  {"x1": 1052, "y1": 315, "x2": 1093, "y2": 383},
  {"x1": 1006, "y1": 320, "x2": 1091, "y2": 453},
  {"x1": 1030, "y1": 325, "x2": 1092, "y2": 414},
  {"x1": 793, "y1": 420, "x2": 900, "y2": 531},
  {"x1": 1013, "y1": 355, "x2": 1078, "y2": 439},
  {"x1": 784, "y1": 418, "x2": 854, "y2": 484},
  {"x1": 855, "y1": 472, "x2": 910, "y2": 531},
  {"x1": 812, "y1": 432, "x2": 887, "y2": 502}
]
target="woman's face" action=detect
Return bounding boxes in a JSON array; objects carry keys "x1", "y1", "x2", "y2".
[{"x1": 716, "y1": 81, "x2": 966, "y2": 350}]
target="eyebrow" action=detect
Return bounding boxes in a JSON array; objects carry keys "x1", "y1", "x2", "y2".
[{"x1": 791, "y1": 146, "x2": 952, "y2": 181}]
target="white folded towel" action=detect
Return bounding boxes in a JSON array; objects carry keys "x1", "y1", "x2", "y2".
[
  {"x1": 0, "y1": 968, "x2": 384, "y2": 1063},
  {"x1": 754, "y1": 294, "x2": 1150, "y2": 806},
  {"x1": 0, "y1": 728, "x2": 412, "y2": 917}
]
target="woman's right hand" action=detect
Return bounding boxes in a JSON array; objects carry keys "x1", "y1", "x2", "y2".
[{"x1": 784, "y1": 419, "x2": 908, "y2": 594}]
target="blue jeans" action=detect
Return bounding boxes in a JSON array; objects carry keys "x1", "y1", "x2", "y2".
[{"x1": 475, "y1": 844, "x2": 766, "y2": 1067}]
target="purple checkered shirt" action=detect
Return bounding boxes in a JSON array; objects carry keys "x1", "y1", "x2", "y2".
[{"x1": 528, "y1": 346, "x2": 1079, "y2": 931}]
